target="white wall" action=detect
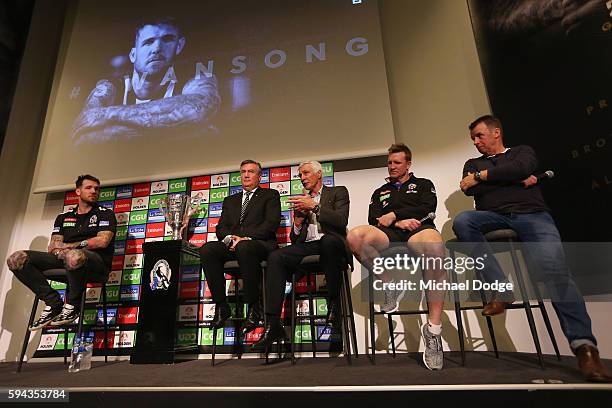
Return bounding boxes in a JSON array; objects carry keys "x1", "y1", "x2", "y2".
[{"x1": 1, "y1": 0, "x2": 610, "y2": 362}]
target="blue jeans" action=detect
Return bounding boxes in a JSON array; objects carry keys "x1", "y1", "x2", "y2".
[{"x1": 452, "y1": 210, "x2": 596, "y2": 349}]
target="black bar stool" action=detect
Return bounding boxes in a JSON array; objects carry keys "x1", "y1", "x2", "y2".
[
  {"x1": 447, "y1": 229, "x2": 561, "y2": 368},
  {"x1": 17, "y1": 269, "x2": 108, "y2": 372},
  {"x1": 366, "y1": 246, "x2": 459, "y2": 364},
  {"x1": 210, "y1": 260, "x2": 267, "y2": 366},
  {"x1": 288, "y1": 255, "x2": 358, "y2": 365}
]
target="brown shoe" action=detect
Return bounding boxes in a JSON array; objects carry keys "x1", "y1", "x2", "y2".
[
  {"x1": 576, "y1": 344, "x2": 612, "y2": 383},
  {"x1": 482, "y1": 293, "x2": 515, "y2": 316}
]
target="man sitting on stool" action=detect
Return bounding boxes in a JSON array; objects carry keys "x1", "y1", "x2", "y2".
[
  {"x1": 252, "y1": 160, "x2": 350, "y2": 349},
  {"x1": 6, "y1": 175, "x2": 116, "y2": 330},
  {"x1": 199, "y1": 160, "x2": 281, "y2": 336},
  {"x1": 453, "y1": 115, "x2": 611, "y2": 382},
  {"x1": 347, "y1": 143, "x2": 446, "y2": 371}
]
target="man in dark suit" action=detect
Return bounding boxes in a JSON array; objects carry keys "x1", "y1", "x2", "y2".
[
  {"x1": 251, "y1": 160, "x2": 350, "y2": 348},
  {"x1": 199, "y1": 160, "x2": 281, "y2": 334}
]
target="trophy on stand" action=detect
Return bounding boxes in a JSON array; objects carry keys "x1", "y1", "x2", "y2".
[{"x1": 159, "y1": 193, "x2": 204, "y2": 240}]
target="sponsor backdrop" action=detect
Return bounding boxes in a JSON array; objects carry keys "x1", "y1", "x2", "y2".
[{"x1": 34, "y1": 163, "x2": 336, "y2": 357}]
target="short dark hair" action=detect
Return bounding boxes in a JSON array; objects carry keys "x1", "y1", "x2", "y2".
[
  {"x1": 134, "y1": 17, "x2": 180, "y2": 41},
  {"x1": 240, "y1": 159, "x2": 262, "y2": 175},
  {"x1": 469, "y1": 115, "x2": 503, "y2": 136},
  {"x1": 388, "y1": 143, "x2": 412, "y2": 161},
  {"x1": 75, "y1": 174, "x2": 100, "y2": 188}
]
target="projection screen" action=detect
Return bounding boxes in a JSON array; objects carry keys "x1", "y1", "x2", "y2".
[{"x1": 33, "y1": 0, "x2": 394, "y2": 193}]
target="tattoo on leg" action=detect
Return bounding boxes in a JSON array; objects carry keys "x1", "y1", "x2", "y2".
[
  {"x1": 7, "y1": 251, "x2": 28, "y2": 271},
  {"x1": 64, "y1": 249, "x2": 87, "y2": 270}
]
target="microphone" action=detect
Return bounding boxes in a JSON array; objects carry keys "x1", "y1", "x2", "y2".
[
  {"x1": 419, "y1": 212, "x2": 436, "y2": 223},
  {"x1": 222, "y1": 235, "x2": 233, "y2": 247},
  {"x1": 536, "y1": 170, "x2": 555, "y2": 181}
]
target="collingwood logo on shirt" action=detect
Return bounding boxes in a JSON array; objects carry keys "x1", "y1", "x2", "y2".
[{"x1": 89, "y1": 215, "x2": 98, "y2": 227}]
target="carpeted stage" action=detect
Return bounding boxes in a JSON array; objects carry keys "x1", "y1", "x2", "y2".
[{"x1": 1, "y1": 352, "x2": 611, "y2": 406}]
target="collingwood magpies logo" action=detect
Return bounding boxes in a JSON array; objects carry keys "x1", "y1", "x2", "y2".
[{"x1": 150, "y1": 259, "x2": 171, "y2": 291}]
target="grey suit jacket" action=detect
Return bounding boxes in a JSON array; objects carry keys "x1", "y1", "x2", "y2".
[{"x1": 290, "y1": 185, "x2": 352, "y2": 264}]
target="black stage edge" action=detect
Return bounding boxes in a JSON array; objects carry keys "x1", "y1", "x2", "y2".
[{"x1": 2, "y1": 353, "x2": 611, "y2": 406}]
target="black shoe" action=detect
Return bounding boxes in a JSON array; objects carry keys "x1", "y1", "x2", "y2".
[
  {"x1": 210, "y1": 303, "x2": 231, "y2": 329},
  {"x1": 241, "y1": 302, "x2": 264, "y2": 337},
  {"x1": 49, "y1": 305, "x2": 80, "y2": 326},
  {"x1": 29, "y1": 304, "x2": 63, "y2": 331},
  {"x1": 251, "y1": 319, "x2": 286, "y2": 352}
]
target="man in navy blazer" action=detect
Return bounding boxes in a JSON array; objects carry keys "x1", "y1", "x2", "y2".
[
  {"x1": 199, "y1": 160, "x2": 281, "y2": 333},
  {"x1": 251, "y1": 160, "x2": 350, "y2": 349}
]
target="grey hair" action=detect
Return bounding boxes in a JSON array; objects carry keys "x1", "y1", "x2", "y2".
[{"x1": 298, "y1": 160, "x2": 323, "y2": 174}]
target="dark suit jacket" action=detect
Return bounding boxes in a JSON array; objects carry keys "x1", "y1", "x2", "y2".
[
  {"x1": 216, "y1": 187, "x2": 281, "y2": 245},
  {"x1": 290, "y1": 185, "x2": 353, "y2": 263}
]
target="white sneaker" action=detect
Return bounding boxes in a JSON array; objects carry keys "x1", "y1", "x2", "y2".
[
  {"x1": 421, "y1": 323, "x2": 443, "y2": 370},
  {"x1": 379, "y1": 280, "x2": 406, "y2": 314}
]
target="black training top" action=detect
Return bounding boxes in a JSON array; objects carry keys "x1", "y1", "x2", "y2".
[
  {"x1": 52, "y1": 204, "x2": 117, "y2": 266},
  {"x1": 462, "y1": 145, "x2": 549, "y2": 213},
  {"x1": 368, "y1": 173, "x2": 437, "y2": 227}
]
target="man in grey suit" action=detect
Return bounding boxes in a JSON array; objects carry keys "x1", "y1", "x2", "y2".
[{"x1": 251, "y1": 160, "x2": 350, "y2": 348}]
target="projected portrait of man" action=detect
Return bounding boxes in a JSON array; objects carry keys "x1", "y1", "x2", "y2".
[{"x1": 71, "y1": 17, "x2": 220, "y2": 144}]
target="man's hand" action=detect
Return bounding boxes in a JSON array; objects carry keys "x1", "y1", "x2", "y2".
[
  {"x1": 288, "y1": 194, "x2": 317, "y2": 213},
  {"x1": 460, "y1": 173, "x2": 479, "y2": 192},
  {"x1": 560, "y1": 0, "x2": 601, "y2": 35},
  {"x1": 72, "y1": 108, "x2": 110, "y2": 139},
  {"x1": 293, "y1": 209, "x2": 307, "y2": 229},
  {"x1": 521, "y1": 175, "x2": 538, "y2": 188},
  {"x1": 394, "y1": 218, "x2": 421, "y2": 232},
  {"x1": 229, "y1": 235, "x2": 248, "y2": 251},
  {"x1": 377, "y1": 212, "x2": 396, "y2": 227}
]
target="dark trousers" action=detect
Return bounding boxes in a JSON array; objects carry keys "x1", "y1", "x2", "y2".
[
  {"x1": 11, "y1": 250, "x2": 109, "y2": 308},
  {"x1": 199, "y1": 239, "x2": 275, "y2": 305},
  {"x1": 265, "y1": 234, "x2": 346, "y2": 317}
]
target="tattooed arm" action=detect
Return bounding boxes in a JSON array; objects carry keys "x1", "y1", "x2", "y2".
[
  {"x1": 83, "y1": 231, "x2": 115, "y2": 250},
  {"x1": 72, "y1": 75, "x2": 220, "y2": 141},
  {"x1": 48, "y1": 235, "x2": 65, "y2": 254}
]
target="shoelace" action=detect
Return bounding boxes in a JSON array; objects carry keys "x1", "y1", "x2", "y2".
[
  {"x1": 426, "y1": 331, "x2": 442, "y2": 351},
  {"x1": 39, "y1": 307, "x2": 53, "y2": 319}
]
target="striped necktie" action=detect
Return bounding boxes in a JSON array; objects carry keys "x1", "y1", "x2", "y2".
[{"x1": 240, "y1": 191, "x2": 252, "y2": 223}]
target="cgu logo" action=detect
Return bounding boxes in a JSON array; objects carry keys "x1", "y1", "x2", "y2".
[
  {"x1": 295, "y1": 328, "x2": 311, "y2": 340},
  {"x1": 201, "y1": 330, "x2": 215, "y2": 341},
  {"x1": 99, "y1": 190, "x2": 114, "y2": 199},
  {"x1": 170, "y1": 181, "x2": 186, "y2": 190},
  {"x1": 107, "y1": 287, "x2": 119, "y2": 297},
  {"x1": 323, "y1": 163, "x2": 332, "y2": 174},
  {"x1": 124, "y1": 272, "x2": 140, "y2": 281},
  {"x1": 230, "y1": 174, "x2": 241, "y2": 183},
  {"x1": 179, "y1": 332, "x2": 197, "y2": 341},
  {"x1": 132, "y1": 213, "x2": 146, "y2": 222},
  {"x1": 210, "y1": 191, "x2": 227, "y2": 199}
]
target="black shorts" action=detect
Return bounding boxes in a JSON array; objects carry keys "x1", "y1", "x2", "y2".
[{"x1": 377, "y1": 224, "x2": 436, "y2": 242}]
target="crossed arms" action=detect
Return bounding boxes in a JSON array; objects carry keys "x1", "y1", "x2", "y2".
[{"x1": 72, "y1": 75, "x2": 220, "y2": 144}]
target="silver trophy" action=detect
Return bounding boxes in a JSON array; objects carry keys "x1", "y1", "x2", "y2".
[{"x1": 159, "y1": 193, "x2": 203, "y2": 240}]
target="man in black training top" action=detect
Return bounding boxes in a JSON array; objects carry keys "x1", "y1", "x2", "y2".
[{"x1": 6, "y1": 175, "x2": 117, "y2": 330}]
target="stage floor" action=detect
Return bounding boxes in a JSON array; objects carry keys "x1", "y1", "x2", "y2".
[{"x1": 2, "y1": 352, "x2": 612, "y2": 389}]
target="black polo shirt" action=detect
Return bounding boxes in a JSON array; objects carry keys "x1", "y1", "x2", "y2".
[
  {"x1": 368, "y1": 173, "x2": 437, "y2": 227},
  {"x1": 52, "y1": 204, "x2": 117, "y2": 266}
]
